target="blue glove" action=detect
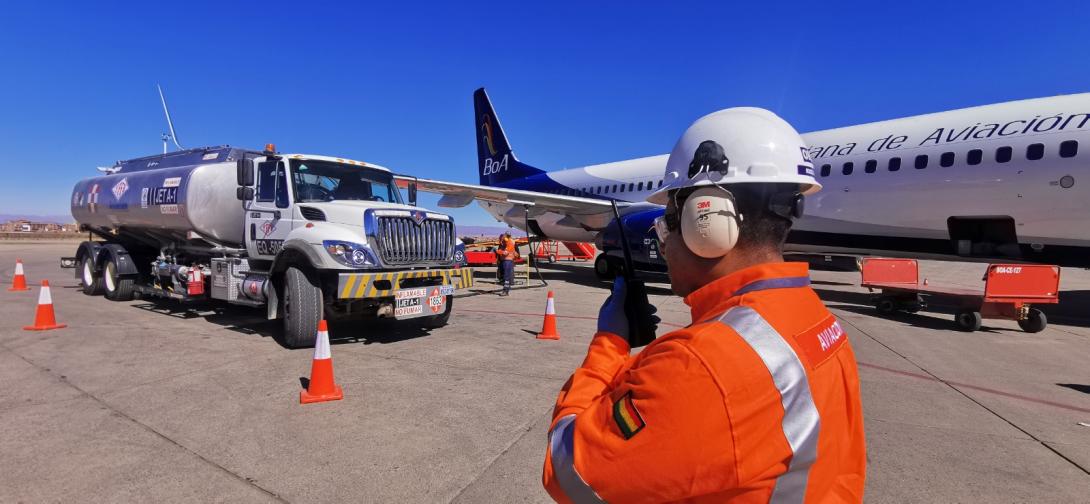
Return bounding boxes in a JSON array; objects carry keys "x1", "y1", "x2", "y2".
[{"x1": 598, "y1": 277, "x2": 630, "y2": 339}]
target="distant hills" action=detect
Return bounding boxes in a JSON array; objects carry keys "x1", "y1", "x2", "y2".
[
  {"x1": 0, "y1": 214, "x2": 74, "y2": 224},
  {"x1": 457, "y1": 225, "x2": 526, "y2": 238}
]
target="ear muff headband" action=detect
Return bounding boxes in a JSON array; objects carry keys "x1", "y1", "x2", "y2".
[{"x1": 680, "y1": 186, "x2": 742, "y2": 258}]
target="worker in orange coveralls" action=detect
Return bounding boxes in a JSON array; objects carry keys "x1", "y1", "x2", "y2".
[{"x1": 543, "y1": 108, "x2": 866, "y2": 503}]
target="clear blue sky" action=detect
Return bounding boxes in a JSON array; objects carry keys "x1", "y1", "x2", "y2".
[{"x1": 2, "y1": 1, "x2": 1088, "y2": 225}]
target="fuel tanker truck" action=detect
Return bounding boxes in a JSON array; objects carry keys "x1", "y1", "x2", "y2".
[{"x1": 66, "y1": 145, "x2": 473, "y2": 348}]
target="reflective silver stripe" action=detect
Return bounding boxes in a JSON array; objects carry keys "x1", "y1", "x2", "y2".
[
  {"x1": 718, "y1": 307, "x2": 820, "y2": 504},
  {"x1": 548, "y1": 415, "x2": 605, "y2": 503}
]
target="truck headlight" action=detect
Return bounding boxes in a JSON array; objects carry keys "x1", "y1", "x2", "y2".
[{"x1": 323, "y1": 240, "x2": 377, "y2": 267}]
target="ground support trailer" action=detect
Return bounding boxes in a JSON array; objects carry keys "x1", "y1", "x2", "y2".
[{"x1": 859, "y1": 258, "x2": 1060, "y2": 332}]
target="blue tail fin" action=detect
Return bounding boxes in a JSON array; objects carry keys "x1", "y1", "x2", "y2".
[{"x1": 474, "y1": 88, "x2": 546, "y2": 186}]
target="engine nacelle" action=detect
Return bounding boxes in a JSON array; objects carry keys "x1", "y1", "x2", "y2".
[{"x1": 595, "y1": 206, "x2": 667, "y2": 273}]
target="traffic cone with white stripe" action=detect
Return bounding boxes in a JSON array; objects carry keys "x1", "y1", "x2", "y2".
[
  {"x1": 8, "y1": 259, "x2": 29, "y2": 291},
  {"x1": 23, "y1": 280, "x2": 66, "y2": 331},
  {"x1": 536, "y1": 291, "x2": 560, "y2": 340},
  {"x1": 300, "y1": 320, "x2": 343, "y2": 404}
]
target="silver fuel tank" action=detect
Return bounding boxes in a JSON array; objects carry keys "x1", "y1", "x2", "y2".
[{"x1": 71, "y1": 148, "x2": 250, "y2": 247}]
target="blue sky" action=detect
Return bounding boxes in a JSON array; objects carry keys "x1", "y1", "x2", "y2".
[{"x1": 2, "y1": 1, "x2": 1088, "y2": 224}]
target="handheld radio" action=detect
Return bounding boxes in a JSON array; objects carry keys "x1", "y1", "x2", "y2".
[{"x1": 610, "y1": 201, "x2": 658, "y2": 347}]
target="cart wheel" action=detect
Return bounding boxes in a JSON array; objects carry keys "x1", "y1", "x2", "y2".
[
  {"x1": 548, "y1": 254, "x2": 557, "y2": 264},
  {"x1": 875, "y1": 298, "x2": 897, "y2": 315},
  {"x1": 1017, "y1": 308, "x2": 1047, "y2": 333},
  {"x1": 955, "y1": 310, "x2": 982, "y2": 332}
]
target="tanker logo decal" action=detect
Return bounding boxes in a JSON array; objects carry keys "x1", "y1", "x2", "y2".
[
  {"x1": 112, "y1": 178, "x2": 129, "y2": 200},
  {"x1": 480, "y1": 114, "x2": 497, "y2": 156},
  {"x1": 88, "y1": 184, "x2": 100, "y2": 213},
  {"x1": 260, "y1": 220, "x2": 277, "y2": 237},
  {"x1": 140, "y1": 188, "x2": 149, "y2": 208}
]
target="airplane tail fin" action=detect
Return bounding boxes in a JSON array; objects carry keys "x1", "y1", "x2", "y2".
[{"x1": 474, "y1": 88, "x2": 545, "y2": 186}]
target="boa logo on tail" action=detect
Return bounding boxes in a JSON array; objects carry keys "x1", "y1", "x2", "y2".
[{"x1": 480, "y1": 114, "x2": 497, "y2": 156}]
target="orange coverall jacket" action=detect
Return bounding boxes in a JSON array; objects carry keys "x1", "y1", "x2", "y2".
[{"x1": 543, "y1": 262, "x2": 866, "y2": 503}]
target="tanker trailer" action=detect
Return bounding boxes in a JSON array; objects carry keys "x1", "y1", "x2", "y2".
[{"x1": 65, "y1": 145, "x2": 473, "y2": 348}]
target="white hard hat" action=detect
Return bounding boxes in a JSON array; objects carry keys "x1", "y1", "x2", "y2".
[{"x1": 647, "y1": 107, "x2": 820, "y2": 205}]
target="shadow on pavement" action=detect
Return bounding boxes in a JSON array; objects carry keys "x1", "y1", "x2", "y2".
[
  {"x1": 1057, "y1": 383, "x2": 1090, "y2": 395},
  {"x1": 130, "y1": 296, "x2": 444, "y2": 348}
]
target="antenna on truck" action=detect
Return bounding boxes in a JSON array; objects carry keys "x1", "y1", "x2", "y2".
[{"x1": 157, "y1": 83, "x2": 183, "y2": 153}]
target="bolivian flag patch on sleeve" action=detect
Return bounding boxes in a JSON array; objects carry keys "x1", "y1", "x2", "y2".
[{"x1": 613, "y1": 392, "x2": 645, "y2": 439}]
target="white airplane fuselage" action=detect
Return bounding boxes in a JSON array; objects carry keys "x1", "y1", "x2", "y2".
[{"x1": 481, "y1": 94, "x2": 1090, "y2": 264}]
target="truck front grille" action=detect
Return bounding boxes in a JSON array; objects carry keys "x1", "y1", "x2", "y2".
[{"x1": 375, "y1": 217, "x2": 454, "y2": 265}]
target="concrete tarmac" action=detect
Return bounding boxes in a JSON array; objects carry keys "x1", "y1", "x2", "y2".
[{"x1": 1, "y1": 242, "x2": 1087, "y2": 502}]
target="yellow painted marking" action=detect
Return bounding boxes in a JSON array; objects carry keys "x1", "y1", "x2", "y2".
[
  {"x1": 341, "y1": 274, "x2": 358, "y2": 299},
  {"x1": 354, "y1": 274, "x2": 370, "y2": 298}
]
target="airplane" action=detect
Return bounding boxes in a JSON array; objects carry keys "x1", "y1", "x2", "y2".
[{"x1": 399, "y1": 89, "x2": 1090, "y2": 276}]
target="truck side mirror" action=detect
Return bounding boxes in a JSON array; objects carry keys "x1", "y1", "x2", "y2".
[
  {"x1": 237, "y1": 158, "x2": 255, "y2": 186},
  {"x1": 408, "y1": 181, "x2": 418, "y2": 206},
  {"x1": 236, "y1": 187, "x2": 255, "y2": 201}
]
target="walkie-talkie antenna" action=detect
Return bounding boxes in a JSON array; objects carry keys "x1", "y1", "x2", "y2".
[{"x1": 157, "y1": 83, "x2": 183, "y2": 152}]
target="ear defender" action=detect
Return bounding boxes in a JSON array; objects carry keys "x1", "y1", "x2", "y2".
[{"x1": 680, "y1": 186, "x2": 742, "y2": 258}]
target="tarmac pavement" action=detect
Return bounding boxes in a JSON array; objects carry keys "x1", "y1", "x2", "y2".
[{"x1": 0, "y1": 241, "x2": 1087, "y2": 502}]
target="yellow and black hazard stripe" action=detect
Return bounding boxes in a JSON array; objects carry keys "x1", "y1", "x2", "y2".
[{"x1": 337, "y1": 267, "x2": 474, "y2": 299}]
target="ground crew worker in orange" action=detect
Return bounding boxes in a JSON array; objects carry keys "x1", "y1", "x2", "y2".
[
  {"x1": 543, "y1": 108, "x2": 866, "y2": 503},
  {"x1": 498, "y1": 231, "x2": 516, "y2": 296}
]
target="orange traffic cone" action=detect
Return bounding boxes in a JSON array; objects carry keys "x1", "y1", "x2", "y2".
[
  {"x1": 536, "y1": 291, "x2": 560, "y2": 340},
  {"x1": 8, "y1": 259, "x2": 29, "y2": 291},
  {"x1": 23, "y1": 280, "x2": 66, "y2": 331},
  {"x1": 300, "y1": 320, "x2": 343, "y2": 404}
]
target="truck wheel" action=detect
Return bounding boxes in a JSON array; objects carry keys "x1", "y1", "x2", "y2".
[
  {"x1": 548, "y1": 254, "x2": 557, "y2": 264},
  {"x1": 103, "y1": 256, "x2": 134, "y2": 301},
  {"x1": 78, "y1": 255, "x2": 103, "y2": 296},
  {"x1": 875, "y1": 298, "x2": 896, "y2": 315},
  {"x1": 955, "y1": 310, "x2": 982, "y2": 332},
  {"x1": 1017, "y1": 308, "x2": 1047, "y2": 333},
  {"x1": 422, "y1": 295, "x2": 453, "y2": 329},
  {"x1": 281, "y1": 266, "x2": 321, "y2": 349}
]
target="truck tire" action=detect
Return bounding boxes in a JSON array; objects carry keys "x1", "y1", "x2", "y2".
[
  {"x1": 1017, "y1": 308, "x2": 1047, "y2": 333},
  {"x1": 280, "y1": 266, "x2": 321, "y2": 349},
  {"x1": 421, "y1": 295, "x2": 453, "y2": 329},
  {"x1": 103, "y1": 256, "x2": 134, "y2": 301},
  {"x1": 78, "y1": 255, "x2": 103, "y2": 296}
]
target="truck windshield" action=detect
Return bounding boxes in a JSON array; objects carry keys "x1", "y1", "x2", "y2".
[{"x1": 290, "y1": 160, "x2": 403, "y2": 204}]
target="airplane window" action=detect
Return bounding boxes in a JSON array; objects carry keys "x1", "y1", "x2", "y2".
[
  {"x1": 657, "y1": 180, "x2": 663, "y2": 188},
  {"x1": 647, "y1": 180, "x2": 653, "y2": 189},
  {"x1": 619, "y1": 184, "x2": 625, "y2": 193},
  {"x1": 629, "y1": 183, "x2": 635, "y2": 192},
  {"x1": 967, "y1": 149, "x2": 982, "y2": 165},
  {"x1": 820, "y1": 164, "x2": 831, "y2": 177},
  {"x1": 1026, "y1": 143, "x2": 1044, "y2": 161},
  {"x1": 638, "y1": 182, "x2": 644, "y2": 191},
  {"x1": 864, "y1": 160, "x2": 877, "y2": 173},
  {"x1": 996, "y1": 146, "x2": 1013, "y2": 163},
  {"x1": 940, "y1": 152, "x2": 955, "y2": 167},
  {"x1": 888, "y1": 157, "x2": 901, "y2": 171},
  {"x1": 1060, "y1": 140, "x2": 1078, "y2": 158},
  {"x1": 842, "y1": 162, "x2": 854, "y2": 175},
  {"x1": 613, "y1": 184, "x2": 618, "y2": 192},
  {"x1": 915, "y1": 155, "x2": 928, "y2": 169}
]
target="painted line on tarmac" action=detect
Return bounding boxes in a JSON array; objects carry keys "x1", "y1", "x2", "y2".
[{"x1": 857, "y1": 362, "x2": 1090, "y2": 414}]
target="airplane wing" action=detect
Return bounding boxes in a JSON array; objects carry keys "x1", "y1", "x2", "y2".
[{"x1": 394, "y1": 175, "x2": 623, "y2": 216}]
